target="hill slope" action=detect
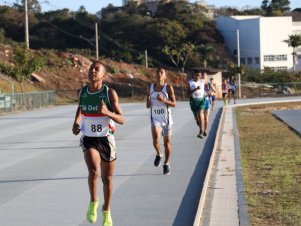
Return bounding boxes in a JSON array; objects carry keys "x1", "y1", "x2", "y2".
[{"x1": 0, "y1": 44, "x2": 187, "y2": 104}]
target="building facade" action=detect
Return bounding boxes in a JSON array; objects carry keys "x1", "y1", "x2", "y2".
[
  {"x1": 194, "y1": 0, "x2": 215, "y2": 20},
  {"x1": 123, "y1": 0, "x2": 179, "y2": 6},
  {"x1": 216, "y1": 16, "x2": 301, "y2": 72}
]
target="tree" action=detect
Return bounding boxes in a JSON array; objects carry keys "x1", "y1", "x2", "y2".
[
  {"x1": 284, "y1": 34, "x2": 301, "y2": 73},
  {"x1": 14, "y1": 0, "x2": 41, "y2": 13},
  {"x1": 261, "y1": 0, "x2": 290, "y2": 16},
  {"x1": 163, "y1": 43, "x2": 195, "y2": 100},
  {"x1": 196, "y1": 44, "x2": 214, "y2": 68},
  {"x1": 162, "y1": 43, "x2": 195, "y2": 73},
  {"x1": 12, "y1": 44, "x2": 44, "y2": 91}
]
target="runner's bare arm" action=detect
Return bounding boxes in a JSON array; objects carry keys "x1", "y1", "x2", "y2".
[
  {"x1": 72, "y1": 95, "x2": 82, "y2": 135},
  {"x1": 100, "y1": 88, "x2": 125, "y2": 125},
  {"x1": 157, "y1": 84, "x2": 176, "y2": 107},
  {"x1": 146, "y1": 87, "x2": 151, "y2": 108}
]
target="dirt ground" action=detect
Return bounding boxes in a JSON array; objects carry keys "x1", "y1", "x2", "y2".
[{"x1": 0, "y1": 43, "x2": 190, "y2": 103}]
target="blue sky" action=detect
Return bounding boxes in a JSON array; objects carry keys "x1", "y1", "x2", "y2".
[
  {"x1": 42, "y1": 0, "x2": 300, "y2": 13},
  {"x1": 0, "y1": 0, "x2": 300, "y2": 13}
]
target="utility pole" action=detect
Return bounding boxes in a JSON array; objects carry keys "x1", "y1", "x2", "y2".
[
  {"x1": 24, "y1": 0, "x2": 29, "y2": 49},
  {"x1": 95, "y1": 23, "x2": 99, "y2": 60},
  {"x1": 145, "y1": 49, "x2": 148, "y2": 68},
  {"x1": 237, "y1": 29, "x2": 241, "y2": 98}
]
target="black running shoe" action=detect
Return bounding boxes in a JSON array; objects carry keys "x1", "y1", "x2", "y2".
[
  {"x1": 154, "y1": 155, "x2": 162, "y2": 167},
  {"x1": 197, "y1": 134, "x2": 203, "y2": 139},
  {"x1": 163, "y1": 164, "x2": 170, "y2": 175},
  {"x1": 203, "y1": 131, "x2": 207, "y2": 137}
]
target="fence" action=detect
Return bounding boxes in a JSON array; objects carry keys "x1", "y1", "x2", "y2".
[
  {"x1": 0, "y1": 91, "x2": 56, "y2": 113},
  {"x1": 241, "y1": 82, "x2": 301, "y2": 98}
]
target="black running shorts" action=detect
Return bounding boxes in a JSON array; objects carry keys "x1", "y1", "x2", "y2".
[{"x1": 80, "y1": 135, "x2": 116, "y2": 162}]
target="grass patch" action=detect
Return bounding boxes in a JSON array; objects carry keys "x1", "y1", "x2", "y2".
[{"x1": 235, "y1": 101, "x2": 301, "y2": 226}]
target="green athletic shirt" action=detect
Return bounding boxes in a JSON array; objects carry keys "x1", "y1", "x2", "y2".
[{"x1": 79, "y1": 84, "x2": 115, "y2": 137}]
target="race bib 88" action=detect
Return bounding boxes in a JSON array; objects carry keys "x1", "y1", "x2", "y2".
[{"x1": 83, "y1": 117, "x2": 109, "y2": 137}]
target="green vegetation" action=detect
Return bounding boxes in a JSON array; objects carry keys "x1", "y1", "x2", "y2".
[
  {"x1": 0, "y1": 0, "x2": 301, "y2": 103},
  {"x1": 0, "y1": 1, "x2": 229, "y2": 70},
  {"x1": 0, "y1": 44, "x2": 44, "y2": 92},
  {"x1": 162, "y1": 42, "x2": 195, "y2": 73},
  {"x1": 236, "y1": 102, "x2": 301, "y2": 225},
  {"x1": 241, "y1": 67, "x2": 301, "y2": 83},
  {"x1": 284, "y1": 34, "x2": 301, "y2": 73},
  {"x1": 261, "y1": 0, "x2": 291, "y2": 16},
  {"x1": 0, "y1": 0, "x2": 300, "y2": 74}
]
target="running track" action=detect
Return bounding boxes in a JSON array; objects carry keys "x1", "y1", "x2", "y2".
[{"x1": 0, "y1": 101, "x2": 221, "y2": 226}]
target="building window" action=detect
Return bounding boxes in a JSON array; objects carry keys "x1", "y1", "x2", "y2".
[
  {"x1": 264, "y1": 55, "x2": 287, "y2": 62},
  {"x1": 270, "y1": 66, "x2": 288, "y2": 72},
  {"x1": 255, "y1": 57, "x2": 260, "y2": 64},
  {"x1": 247, "y1": 57, "x2": 253, "y2": 64},
  {"x1": 240, "y1": 58, "x2": 245, "y2": 65}
]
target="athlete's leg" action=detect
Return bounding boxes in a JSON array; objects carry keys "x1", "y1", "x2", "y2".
[
  {"x1": 203, "y1": 109, "x2": 209, "y2": 134},
  {"x1": 163, "y1": 135, "x2": 171, "y2": 164},
  {"x1": 228, "y1": 90, "x2": 231, "y2": 103},
  {"x1": 198, "y1": 109, "x2": 204, "y2": 135},
  {"x1": 101, "y1": 160, "x2": 115, "y2": 211},
  {"x1": 211, "y1": 96, "x2": 215, "y2": 110},
  {"x1": 233, "y1": 91, "x2": 236, "y2": 104},
  {"x1": 84, "y1": 148, "x2": 101, "y2": 202},
  {"x1": 223, "y1": 93, "x2": 227, "y2": 106},
  {"x1": 191, "y1": 101, "x2": 200, "y2": 128},
  {"x1": 194, "y1": 114, "x2": 199, "y2": 126},
  {"x1": 151, "y1": 126, "x2": 162, "y2": 156}
]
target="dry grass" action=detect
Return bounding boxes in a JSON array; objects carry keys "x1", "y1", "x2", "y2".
[{"x1": 236, "y1": 101, "x2": 301, "y2": 226}]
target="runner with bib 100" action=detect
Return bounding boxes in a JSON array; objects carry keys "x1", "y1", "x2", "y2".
[{"x1": 146, "y1": 67, "x2": 176, "y2": 175}]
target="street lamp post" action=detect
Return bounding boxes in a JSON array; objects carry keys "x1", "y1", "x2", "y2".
[{"x1": 236, "y1": 29, "x2": 241, "y2": 99}]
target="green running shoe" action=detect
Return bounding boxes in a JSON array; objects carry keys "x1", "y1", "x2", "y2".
[
  {"x1": 102, "y1": 209, "x2": 113, "y2": 226},
  {"x1": 86, "y1": 200, "x2": 99, "y2": 223}
]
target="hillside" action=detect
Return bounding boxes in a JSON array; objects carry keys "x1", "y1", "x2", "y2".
[{"x1": 0, "y1": 44, "x2": 188, "y2": 104}]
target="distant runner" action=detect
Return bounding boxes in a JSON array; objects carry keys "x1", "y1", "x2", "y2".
[
  {"x1": 146, "y1": 67, "x2": 176, "y2": 175},
  {"x1": 202, "y1": 71, "x2": 211, "y2": 137},
  {"x1": 228, "y1": 76, "x2": 237, "y2": 104},
  {"x1": 222, "y1": 79, "x2": 229, "y2": 106},
  {"x1": 188, "y1": 69, "x2": 206, "y2": 138},
  {"x1": 208, "y1": 77, "x2": 217, "y2": 111}
]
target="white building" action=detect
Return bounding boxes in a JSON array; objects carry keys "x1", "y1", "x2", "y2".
[{"x1": 216, "y1": 16, "x2": 301, "y2": 72}]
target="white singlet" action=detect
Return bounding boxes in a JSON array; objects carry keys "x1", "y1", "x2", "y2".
[
  {"x1": 150, "y1": 83, "x2": 172, "y2": 126},
  {"x1": 189, "y1": 79, "x2": 205, "y2": 99}
]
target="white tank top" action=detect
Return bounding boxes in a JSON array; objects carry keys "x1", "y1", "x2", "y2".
[
  {"x1": 150, "y1": 83, "x2": 172, "y2": 126},
  {"x1": 189, "y1": 79, "x2": 205, "y2": 99}
]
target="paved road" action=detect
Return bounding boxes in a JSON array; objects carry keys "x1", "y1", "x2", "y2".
[{"x1": 0, "y1": 101, "x2": 222, "y2": 226}]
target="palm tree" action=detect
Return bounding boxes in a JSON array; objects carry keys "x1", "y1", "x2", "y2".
[
  {"x1": 284, "y1": 34, "x2": 301, "y2": 73},
  {"x1": 197, "y1": 44, "x2": 214, "y2": 68}
]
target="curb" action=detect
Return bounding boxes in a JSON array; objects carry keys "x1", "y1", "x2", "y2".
[
  {"x1": 193, "y1": 98, "x2": 301, "y2": 226},
  {"x1": 193, "y1": 107, "x2": 226, "y2": 226}
]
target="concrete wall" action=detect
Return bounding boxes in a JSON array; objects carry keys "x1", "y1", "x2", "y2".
[
  {"x1": 238, "y1": 17, "x2": 260, "y2": 69},
  {"x1": 259, "y1": 17, "x2": 293, "y2": 71}
]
